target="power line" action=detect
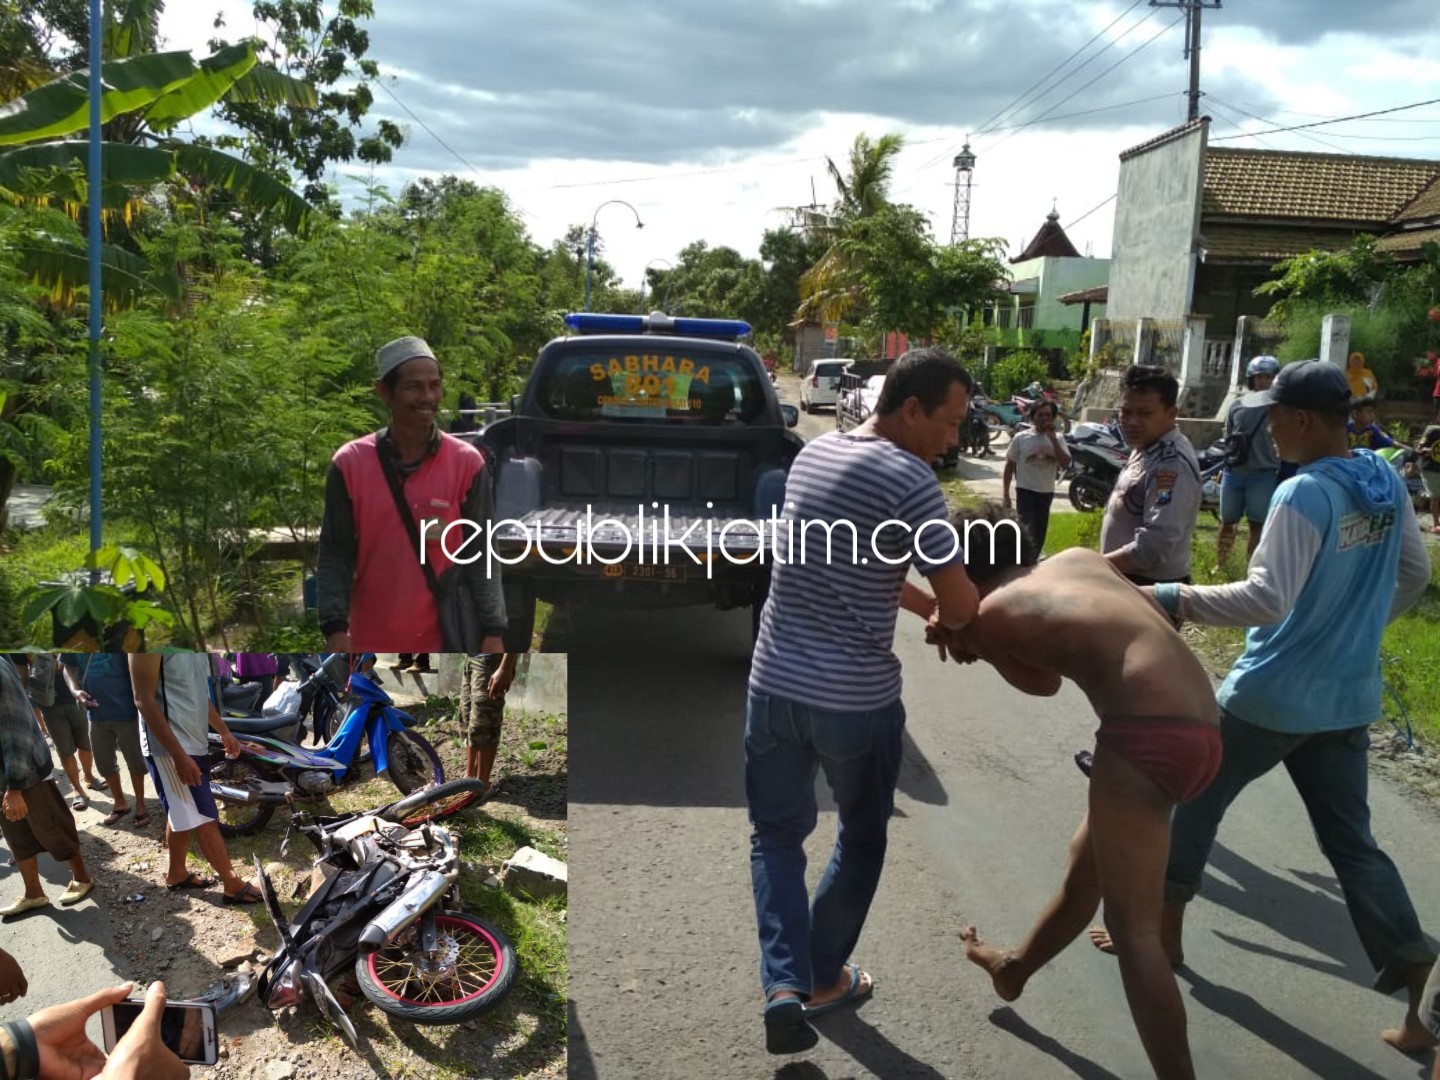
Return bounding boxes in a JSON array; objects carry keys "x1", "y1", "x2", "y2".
[
  {"x1": 1209, "y1": 96, "x2": 1440, "y2": 140},
  {"x1": 1207, "y1": 96, "x2": 1348, "y2": 153},
  {"x1": 1064, "y1": 193, "x2": 1116, "y2": 231},
  {"x1": 980, "y1": 13, "x2": 1186, "y2": 155},
  {"x1": 920, "y1": 2, "x2": 1155, "y2": 171},
  {"x1": 373, "y1": 76, "x2": 534, "y2": 218},
  {"x1": 974, "y1": 0, "x2": 1147, "y2": 136}
]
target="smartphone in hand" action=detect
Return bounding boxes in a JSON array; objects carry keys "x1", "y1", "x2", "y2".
[{"x1": 100, "y1": 997, "x2": 218, "y2": 1065}]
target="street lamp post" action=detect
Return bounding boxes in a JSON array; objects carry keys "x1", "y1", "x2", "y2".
[
  {"x1": 584, "y1": 199, "x2": 644, "y2": 311},
  {"x1": 637, "y1": 258, "x2": 675, "y2": 313}
]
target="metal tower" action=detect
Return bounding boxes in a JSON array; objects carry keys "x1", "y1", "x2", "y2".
[{"x1": 950, "y1": 142, "x2": 976, "y2": 244}]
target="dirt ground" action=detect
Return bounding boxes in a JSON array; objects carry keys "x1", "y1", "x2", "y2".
[{"x1": 64, "y1": 686, "x2": 566, "y2": 1080}]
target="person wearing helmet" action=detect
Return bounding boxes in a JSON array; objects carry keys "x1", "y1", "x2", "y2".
[{"x1": 1217, "y1": 356, "x2": 1281, "y2": 562}]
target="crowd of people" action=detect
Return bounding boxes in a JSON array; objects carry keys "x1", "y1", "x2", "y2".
[{"x1": 746, "y1": 349, "x2": 1436, "y2": 1078}]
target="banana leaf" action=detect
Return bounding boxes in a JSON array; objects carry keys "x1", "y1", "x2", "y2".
[
  {"x1": 142, "y1": 42, "x2": 260, "y2": 128},
  {"x1": 0, "y1": 51, "x2": 200, "y2": 146},
  {"x1": 224, "y1": 63, "x2": 319, "y2": 110},
  {"x1": 12, "y1": 235, "x2": 181, "y2": 306},
  {"x1": 173, "y1": 142, "x2": 315, "y2": 235}
]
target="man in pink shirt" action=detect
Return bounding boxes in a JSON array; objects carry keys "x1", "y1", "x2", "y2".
[{"x1": 317, "y1": 336, "x2": 507, "y2": 654}]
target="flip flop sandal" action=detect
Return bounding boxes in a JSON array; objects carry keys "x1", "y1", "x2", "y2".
[
  {"x1": 69, "y1": 795, "x2": 88, "y2": 811},
  {"x1": 86, "y1": 778, "x2": 109, "y2": 791},
  {"x1": 763, "y1": 997, "x2": 818, "y2": 1055},
  {"x1": 803, "y1": 965, "x2": 874, "y2": 1018},
  {"x1": 132, "y1": 811, "x2": 150, "y2": 827},
  {"x1": 167, "y1": 872, "x2": 217, "y2": 892},
  {"x1": 223, "y1": 883, "x2": 263, "y2": 905},
  {"x1": 101, "y1": 807, "x2": 131, "y2": 826}
]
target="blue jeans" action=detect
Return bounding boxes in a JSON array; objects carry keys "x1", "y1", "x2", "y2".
[
  {"x1": 746, "y1": 689, "x2": 905, "y2": 999},
  {"x1": 1166, "y1": 711, "x2": 1435, "y2": 994},
  {"x1": 1219, "y1": 469, "x2": 1278, "y2": 525}
]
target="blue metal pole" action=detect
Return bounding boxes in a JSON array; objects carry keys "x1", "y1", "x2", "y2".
[
  {"x1": 582, "y1": 227, "x2": 595, "y2": 311},
  {"x1": 87, "y1": 0, "x2": 103, "y2": 567}
]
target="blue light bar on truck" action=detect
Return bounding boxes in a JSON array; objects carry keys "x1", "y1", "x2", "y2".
[{"x1": 563, "y1": 312, "x2": 752, "y2": 339}]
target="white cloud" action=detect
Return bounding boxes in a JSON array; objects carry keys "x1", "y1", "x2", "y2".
[{"x1": 157, "y1": 1, "x2": 1440, "y2": 289}]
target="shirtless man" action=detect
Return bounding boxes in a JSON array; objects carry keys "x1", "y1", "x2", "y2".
[{"x1": 935, "y1": 504, "x2": 1219, "y2": 1080}]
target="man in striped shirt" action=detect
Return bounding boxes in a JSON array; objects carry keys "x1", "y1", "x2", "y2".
[{"x1": 747, "y1": 348, "x2": 980, "y2": 1054}]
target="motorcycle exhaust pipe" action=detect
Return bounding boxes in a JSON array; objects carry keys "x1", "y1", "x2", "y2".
[
  {"x1": 356, "y1": 870, "x2": 451, "y2": 953},
  {"x1": 211, "y1": 783, "x2": 255, "y2": 803},
  {"x1": 211, "y1": 784, "x2": 291, "y2": 805}
]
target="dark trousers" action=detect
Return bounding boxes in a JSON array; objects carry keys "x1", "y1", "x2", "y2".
[
  {"x1": 1166, "y1": 712, "x2": 1434, "y2": 994},
  {"x1": 1014, "y1": 488, "x2": 1055, "y2": 552}
]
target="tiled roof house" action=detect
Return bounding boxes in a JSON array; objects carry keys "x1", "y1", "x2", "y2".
[{"x1": 1106, "y1": 117, "x2": 1440, "y2": 330}]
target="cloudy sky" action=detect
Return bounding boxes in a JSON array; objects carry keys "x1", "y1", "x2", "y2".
[{"x1": 160, "y1": 1, "x2": 1440, "y2": 287}]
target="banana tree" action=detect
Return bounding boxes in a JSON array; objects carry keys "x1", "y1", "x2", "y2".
[{"x1": 0, "y1": 41, "x2": 318, "y2": 240}]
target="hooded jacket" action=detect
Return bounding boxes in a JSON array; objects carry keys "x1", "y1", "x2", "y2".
[{"x1": 1157, "y1": 450, "x2": 1430, "y2": 733}]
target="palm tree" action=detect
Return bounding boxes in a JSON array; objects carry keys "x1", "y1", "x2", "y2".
[{"x1": 798, "y1": 132, "x2": 905, "y2": 325}]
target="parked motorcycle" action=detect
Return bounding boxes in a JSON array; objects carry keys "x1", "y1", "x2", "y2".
[
  {"x1": 1377, "y1": 445, "x2": 1427, "y2": 510},
  {"x1": 1064, "y1": 421, "x2": 1227, "y2": 514},
  {"x1": 979, "y1": 386, "x2": 1071, "y2": 438},
  {"x1": 250, "y1": 778, "x2": 516, "y2": 1046},
  {"x1": 1063, "y1": 419, "x2": 1130, "y2": 511},
  {"x1": 960, "y1": 399, "x2": 993, "y2": 458},
  {"x1": 209, "y1": 659, "x2": 456, "y2": 838},
  {"x1": 217, "y1": 655, "x2": 351, "y2": 748}
]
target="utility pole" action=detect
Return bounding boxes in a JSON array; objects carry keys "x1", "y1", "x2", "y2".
[{"x1": 1150, "y1": 0, "x2": 1221, "y2": 122}]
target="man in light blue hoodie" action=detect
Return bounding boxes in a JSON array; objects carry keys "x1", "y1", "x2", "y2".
[{"x1": 1138, "y1": 360, "x2": 1433, "y2": 1056}]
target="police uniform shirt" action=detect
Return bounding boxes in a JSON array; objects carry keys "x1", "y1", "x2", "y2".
[{"x1": 1100, "y1": 426, "x2": 1202, "y2": 583}]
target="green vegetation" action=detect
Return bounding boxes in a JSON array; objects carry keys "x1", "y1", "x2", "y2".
[
  {"x1": 1260, "y1": 235, "x2": 1440, "y2": 400},
  {"x1": 988, "y1": 349, "x2": 1049, "y2": 399},
  {"x1": 1040, "y1": 512, "x2": 1440, "y2": 743}
]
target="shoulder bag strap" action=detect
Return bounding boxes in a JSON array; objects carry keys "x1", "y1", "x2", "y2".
[{"x1": 375, "y1": 442, "x2": 446, "y2": 602}]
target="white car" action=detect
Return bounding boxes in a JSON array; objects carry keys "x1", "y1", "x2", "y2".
[{"x1": 798, "y1": 359, "x2": 852, "y2": 412}]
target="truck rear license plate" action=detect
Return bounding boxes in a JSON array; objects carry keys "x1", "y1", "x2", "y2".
[{"x1": 601, "y1": 563, "x2": 687, "y2": 582}]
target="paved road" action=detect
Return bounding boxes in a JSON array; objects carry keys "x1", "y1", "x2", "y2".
[
  {"x1": 0, "y1": 795, "x2": 149, "y2": 1048},
  {"x1": 567, "y1": 603, "x2": 1440, "y2": 1079},
  {"x1": 777, "y1": 375, "x2": 1076, "y2": 512}
]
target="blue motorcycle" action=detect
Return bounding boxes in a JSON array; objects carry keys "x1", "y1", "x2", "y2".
[{"x1": 209, "y1": 655, "x2": 452, "y2": 837}]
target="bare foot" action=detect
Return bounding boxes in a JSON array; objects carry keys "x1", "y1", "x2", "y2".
[
  {"x1": 806, "y1": 964, "x2": 872, "y2": 1010},
  {"x1": 1087, "y1": 925, "x2": 1185, "y2": 968},
  {"x1": 961, "y1": 926, "x2": 1026, "y2": 1002},
  {"x1": 1381, "y1": 1013, "x2": 1439, "y2": 1055}
]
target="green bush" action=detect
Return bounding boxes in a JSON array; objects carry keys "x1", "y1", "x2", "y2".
[
  {"x1": 990, "y1": 350, "x2": 1049, "y2": 399},
  {"x1": 1276, "y1": 301, "x2": 1431, "y2": 400}
]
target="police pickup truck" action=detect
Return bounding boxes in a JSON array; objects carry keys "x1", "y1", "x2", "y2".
[{"x1": 477, "y1": 312, "x2": 803, "y2": 650}]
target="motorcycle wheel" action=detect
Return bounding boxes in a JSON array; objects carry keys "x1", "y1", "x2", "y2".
[
  {"x1": 356, "y1": 912, "x2": 517, "y2": 1025},
  {"x1": 1069, "y1": 475, "x2": 1110, "y2": 513},
  {"x1": 210, "y1": 758, "x2": 275, "y2": 837},
  {"x1": 391, "y1": 777, "x2": 485, "y2": 826},
  {"x1": 385, "y1": 730, "x2": 444, "y2": 795}
]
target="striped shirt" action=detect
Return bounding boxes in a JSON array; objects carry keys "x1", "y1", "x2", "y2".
[{"x1": 749, "y1": 432, "x2": 961, "y2": 711}]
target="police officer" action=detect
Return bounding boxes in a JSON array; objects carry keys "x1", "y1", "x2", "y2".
[{"x1": 1101, "y1": 365, "x2": 1202, "y2": 587}]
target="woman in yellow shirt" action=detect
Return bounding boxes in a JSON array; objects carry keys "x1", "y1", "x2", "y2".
[{"x1": 1346, "y1": 351, "x2": 1379, "y2": 399}]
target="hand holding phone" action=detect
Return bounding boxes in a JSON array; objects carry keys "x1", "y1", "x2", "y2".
[
  {"x1": 20, "y1": 985, "x2": 119, "y2": 1080},
  {"x1": 100, "y1": 981, "x2": 204, "y2": 1075}
]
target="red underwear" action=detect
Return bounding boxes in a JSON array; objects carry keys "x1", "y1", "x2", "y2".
[{"x1": 1094, "y1": 717, "x2": 1222, "y2": 804}]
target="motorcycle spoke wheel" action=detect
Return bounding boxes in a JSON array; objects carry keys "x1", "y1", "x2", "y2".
[
  {"x1": 398, "y1": 786, "x2": 480, "y2": 826},
  {"x1": 385, "y1": 731, "x2": 443, "y2": 795},
  {"x1": 357, "y1": 913, "x2": 517, "y2": 1024},
  {"x1": 209, "y1": 758, "x2": 274, "y2": 837}
]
